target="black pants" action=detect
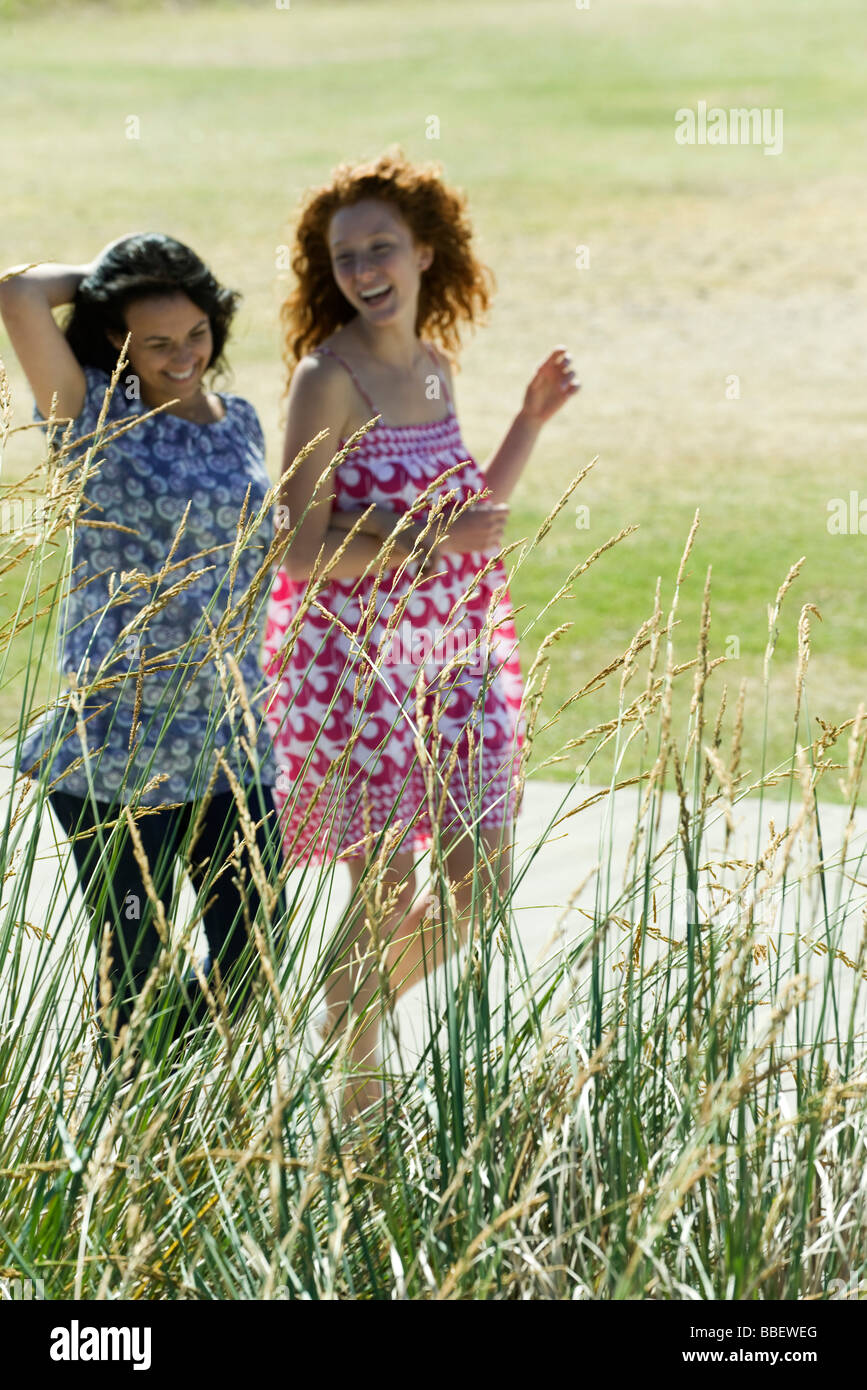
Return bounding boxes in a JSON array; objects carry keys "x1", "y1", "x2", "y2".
[{"x1": 48, "y1": 782, "x2": 285, "y2": 1066}]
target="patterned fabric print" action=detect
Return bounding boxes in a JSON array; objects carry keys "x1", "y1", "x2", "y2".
[
  {"x1": 19, "y1": 367, "x2": 278, "y2": 806},
  {"x1": 263, "y1": 399, "x2": 526, "y2": 865}
]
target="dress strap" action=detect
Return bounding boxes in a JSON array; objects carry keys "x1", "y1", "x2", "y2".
[
  {"x1": 312, "y1": 344, "x2": 379, "y2": 415},
  {"x1": 422, "y1": 342, "x2": 453, "y2": 408},
  {"x1": 313, "y1": 341, "x2": 452, "y2": 416}
]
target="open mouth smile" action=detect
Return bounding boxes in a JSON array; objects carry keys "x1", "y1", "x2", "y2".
[{"x1": 359, "y1": 285, "x2": 393, "y2": 306}]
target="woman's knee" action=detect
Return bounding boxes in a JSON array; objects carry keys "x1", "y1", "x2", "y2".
[
  {"x1": 348, "y1": 846, "x2": 417, "y2": 899},
  {"x1": 440, "y1": 823, "x2": 512, "y2": 912},
  {"x1": 335, "y1": 852, "x2": 418, "y2": 955}
]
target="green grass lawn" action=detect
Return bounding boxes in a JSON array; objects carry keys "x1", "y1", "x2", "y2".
[{"x1": 2, "y1": 0, "x2": 865, "y2": 798}]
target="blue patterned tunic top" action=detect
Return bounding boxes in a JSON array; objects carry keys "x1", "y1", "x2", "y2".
[{"x1": 19, "y1": 366, "x2": 278, "y2": 806}]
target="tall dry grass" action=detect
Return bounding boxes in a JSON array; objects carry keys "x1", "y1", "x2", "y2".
[{"x1": 1, "y1": 356, "x2": 865, "y2": 1300}]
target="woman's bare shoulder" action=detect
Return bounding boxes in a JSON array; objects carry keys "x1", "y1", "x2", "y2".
[{"x1": 289, "y1": 346, "x2": 353, "y2": 399}]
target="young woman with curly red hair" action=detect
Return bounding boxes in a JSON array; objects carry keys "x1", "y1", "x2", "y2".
[{"x1": 264, "y1": 150, "x2": 579, "y2": 1122}]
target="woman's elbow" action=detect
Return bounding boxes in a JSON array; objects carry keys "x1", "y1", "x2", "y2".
[
  {"x1": 280, "y1": 541, "x2": 317, "y2": 582},
  {"x1": 281, "y1": 555, "x2": 309, "y2": 583}
]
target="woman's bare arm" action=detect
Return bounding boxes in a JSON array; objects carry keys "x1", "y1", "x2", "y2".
[
  {"x1": 274, "y1": 355, "x2": 412, "y2": 582},
  {"x1": 0, "y1": 262, "x2": 91, "y2": 421}
]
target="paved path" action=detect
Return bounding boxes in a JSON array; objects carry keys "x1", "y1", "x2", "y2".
[{"x1": 3, "y1": 750, "x2": 866, "y2": 1076}]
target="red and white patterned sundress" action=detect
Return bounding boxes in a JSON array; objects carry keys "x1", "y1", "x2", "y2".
[{"x1": 262, "y1": 342, "x2": 526, "y2": 866}]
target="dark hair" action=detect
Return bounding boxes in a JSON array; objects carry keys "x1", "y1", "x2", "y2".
[{"x1": 63, "y1": 233, "x2": 240, "y2": 377}]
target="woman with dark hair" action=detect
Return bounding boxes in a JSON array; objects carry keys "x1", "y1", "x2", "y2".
[{"x1": 0, "y1": 233, "x2": 284, "y2": 1067}]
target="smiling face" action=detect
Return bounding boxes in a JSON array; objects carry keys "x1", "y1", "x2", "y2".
[
  {"x1": 108, "y1": 292, "x2": 214, "y2": 407},
  {"x1": 327, "y1": 199, "x2": 433, "y2": 327}
]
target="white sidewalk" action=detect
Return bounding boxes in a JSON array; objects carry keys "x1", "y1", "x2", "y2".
[{"x1": 2, "y1": 753, "x2": 866, "y2": 1073}]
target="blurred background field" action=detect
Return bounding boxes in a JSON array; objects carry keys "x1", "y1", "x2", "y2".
[{"x1": 1, "y1": 0, "x2": 865, "y2": 794}]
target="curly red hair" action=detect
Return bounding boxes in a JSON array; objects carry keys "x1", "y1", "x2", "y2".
[{"x1": 279, "y1": 147, "x2": 495, "y2": 382}]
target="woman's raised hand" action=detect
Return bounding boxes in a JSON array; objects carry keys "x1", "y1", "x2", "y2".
[{"x1": 520, "y1": 346, "x2": 580, "y2": 426}]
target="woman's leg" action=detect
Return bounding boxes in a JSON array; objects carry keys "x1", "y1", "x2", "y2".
[
  {"x1": 182, "y1": 782, "x2": 286, "y2": 1033},
  {"x1": 322, "y1": 847, "x2": 425, "y2": 1120},
  {"x1": 321, "y1": 821, "x2": 511, "y2": 1121},
  {"x1": 384, "y1": 665, "x2": 519, "y2": 1000},
  {"x1": 384, "y1": 819, "x2": 514, "y2": 1002},
  {"x1": 48, "y1": 789, "x2": 186, "y2": 1063}
]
